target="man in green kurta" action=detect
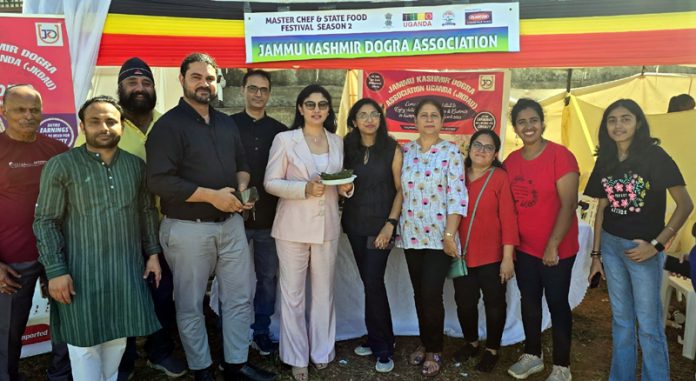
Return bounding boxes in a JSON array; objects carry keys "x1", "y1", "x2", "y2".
[{"x1": 33, "y1": 96, "x2": 161, "y2": 381}]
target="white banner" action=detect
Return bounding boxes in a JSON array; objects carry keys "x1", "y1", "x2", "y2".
[{"x1": 244, "y1": 2, "x2": 520, "y2": 63}]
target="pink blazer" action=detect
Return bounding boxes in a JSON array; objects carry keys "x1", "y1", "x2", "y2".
[{"x1": 264, "y1": 129, "x2": 347, "y2": 244}]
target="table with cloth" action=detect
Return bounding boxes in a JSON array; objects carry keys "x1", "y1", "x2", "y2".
[{"x1": 210, "y1": 220, "x2": 593, "y2": 345}]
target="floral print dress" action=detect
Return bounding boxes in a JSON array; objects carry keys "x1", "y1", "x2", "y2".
[{"x1": 397, "y1": 139, "x2": 468, "y2": 250}]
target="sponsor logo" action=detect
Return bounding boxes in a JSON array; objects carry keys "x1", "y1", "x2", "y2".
[
  {"x1": 35, "y1": 23, "x2": 63, "y2": 46},
  {"x1": 478, "y1": 74, "x2": 495, "y2": 91},
  {"x1": 465, "y1": 11, "x2": 492, "y2": 25},
  {"x1": 384, "y1": 13, "x2": 393, "y2": 28},
  {"x1": 403, "y1": 12, "x2": 432, "y2": 27},
  {"x1": 365, "y1": 73, "x2": 384, "y2": 91},
  {"x1": 442, "y1": 10, "x2": 456, "y2": 26},
  {"x1": 473, "y1": 112, "x2": 496, "y2": 131}
]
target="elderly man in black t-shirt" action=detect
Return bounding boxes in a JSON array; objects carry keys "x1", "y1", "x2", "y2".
[{"x1": 146, "y1": 53, "x2": 274, "y2": 381}]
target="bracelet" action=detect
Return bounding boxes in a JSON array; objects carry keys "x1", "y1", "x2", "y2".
[
  {"x1": 386, "y1": 218, "x2": 398, "y2": 227},
  {"x1": 590, "y1": 250, "x2": 601, "y2": 257}
]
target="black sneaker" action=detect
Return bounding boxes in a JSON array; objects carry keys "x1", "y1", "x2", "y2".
[
  {"x1": 252, "y1": 334, "x2": 278, "y2": 356},
  {"x1": 147, "y1": 355, "x2": 188, "y2": 378},
  {"x1": 193, "y1": 367, "x2": 215, "y2": 381},
  {"x1": 453, "y1": 343, "x2": 480, "y2": 363},
  {"x1": 476, "y1": 350, "x2": 499, "y2": 373}
]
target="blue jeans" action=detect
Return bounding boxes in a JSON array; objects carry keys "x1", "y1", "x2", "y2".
[
  {"x1": 247, "y1": 229, "x2": 278, "y2": 337},
  {"x1": 601, "y1": 230, "x2": 669, "y2": 381}
]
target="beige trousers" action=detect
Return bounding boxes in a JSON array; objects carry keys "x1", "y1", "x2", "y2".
[{"x1": 275, "y1": 238, "x2": 338, "y2": 367}]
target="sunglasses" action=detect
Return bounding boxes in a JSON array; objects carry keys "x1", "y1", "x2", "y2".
[{"x1": 303, "y1": 101, "x2": 330, "y2": 111}]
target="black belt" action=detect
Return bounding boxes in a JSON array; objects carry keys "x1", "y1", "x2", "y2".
[{"x1": 170, "y1": 214, "x2": 231, "y2": 223}]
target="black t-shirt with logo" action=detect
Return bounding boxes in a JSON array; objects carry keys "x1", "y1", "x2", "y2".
[{"x1": 584, "y1": 145, "x2": 685, "y2": 241}]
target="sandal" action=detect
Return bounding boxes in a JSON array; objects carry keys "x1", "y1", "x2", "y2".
[
  {"x1": 291, "y1": 366, "x2": 308, "y2": 381},
  {"x1": 421, "y1": 352, "x2": 442, "y2": 378},
  {"x1": 409, "y1": 345, "x2": 426, "y2": 365},
  {"x1": 313, "y1": 362, "x2": 328, "y2": 370}
]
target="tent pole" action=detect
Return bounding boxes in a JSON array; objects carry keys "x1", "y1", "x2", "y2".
[{"x1": 564, "y1": 69, "x2": 573, "y2": 106}]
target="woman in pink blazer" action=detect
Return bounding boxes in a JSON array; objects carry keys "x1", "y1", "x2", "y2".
[{"x1": 264, "y1": 84, "x2": 353, "y2": 381}]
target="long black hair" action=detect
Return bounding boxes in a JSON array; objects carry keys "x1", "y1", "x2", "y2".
[
  {"x1": 596, "y1": 99, "x2": 659, "y2": 169},
  {"x1": 290, "y1": 84, "x2": 336, "y2": 133},
  {"x1": 465, "y1": 129, "x2": 503, "y2": 169},
  {"x1": 344, "y1": 98, "x2": 394, "y2": 166}
]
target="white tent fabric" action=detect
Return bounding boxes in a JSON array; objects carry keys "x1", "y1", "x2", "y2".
[
  {"x1": 211, "y1": 222, "x2": 592, "y2": 345},
  {"x1": 23, "y1": 0, "x2": 111, "y2": 114}
]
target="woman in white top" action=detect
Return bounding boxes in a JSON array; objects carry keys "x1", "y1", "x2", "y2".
[{"x1": 264, "y1": 84, "x2": 353, "y2": 381}]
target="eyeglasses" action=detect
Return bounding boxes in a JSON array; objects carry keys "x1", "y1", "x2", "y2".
[
  {"x1": 470, "y1": 141, "x2": 496, "y2": 153},
  {"x1": 356, "y1": 111, "x2": 381, "y2": 121},
  {"x1": 246, "y1": 85, "x2": 270, "y2": 95},
  {"x1": 303, "y1": 101, "x2": 330, "y2": 111}
]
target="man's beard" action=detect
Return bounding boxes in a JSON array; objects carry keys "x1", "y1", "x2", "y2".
[
  {"x1": 118, "y1": 86, "x2": 156, "y2": 114},
  {"x1": 184, "y1": 86, "x2": 216, "y2": 105},
  {"x1": 86, "y1": 133, "x2": 121, "y2": 149}
]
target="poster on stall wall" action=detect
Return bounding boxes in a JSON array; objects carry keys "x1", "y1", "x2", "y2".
[
  {"x1": 0, "y1": 14, "x2": 75, "y2": 358},
  {"x1": 0, "y1": 14, "x2": 77, "y2": 147},
  {"x1": 362, "y1": 70, "x2": 509, "y2": 148}
]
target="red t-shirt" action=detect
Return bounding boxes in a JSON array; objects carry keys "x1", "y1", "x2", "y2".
[
  {"x1": 458, "y1": 168, "x2": 519, "y2": 268},
  {"x1": 503, "y1": 141, "x2": 579, "y2": 259},
  {"x1": 0, "y1": 133, "x2": 68, "y2": 264}
]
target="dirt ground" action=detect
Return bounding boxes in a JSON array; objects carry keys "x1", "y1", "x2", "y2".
[{"x1": 19, "y1": 281, "x2": 696, "y2": 380}]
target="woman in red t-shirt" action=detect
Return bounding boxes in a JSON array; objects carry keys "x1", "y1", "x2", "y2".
[
  {"x1": 504, "y1": 99, "x2": 579, "y2": 381},
  {"x1": 452, "y1": 129, "x2": 518, "y2": 372}
]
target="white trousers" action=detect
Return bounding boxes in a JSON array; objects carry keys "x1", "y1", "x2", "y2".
[
  {"x1": 276, "y1": 239, "x2": 338, "y2": 367},
  {"x1": 67, "y1": 338, "x2": 126, "y2": 381}
]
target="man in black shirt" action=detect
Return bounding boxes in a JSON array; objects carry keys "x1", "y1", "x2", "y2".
[
  {"x1": 232, "y1": 70, "x2": 287, "y2": 356},
  {"x1": 146, "y1": 53, "x2": 274, "y2": 381}
]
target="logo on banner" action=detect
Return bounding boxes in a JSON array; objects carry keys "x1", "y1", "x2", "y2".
[
  {"x1": 473, "y1": 112, "x2": 496, "y2": 131},
  {"x1": 465, "y1": 11, "x2": 493, "y2": 25},
  {"x1": 403, "y1": 12, "x2": 432, "y2": 27},
  {"x1": 384, "y1": 13, "x2": 393, "y2": 28},
  {"x1": 35, "y1": 23, "x2": 63, "y2": 46},
  {"x1": 366, "y1": 73, "x2": 385, "y2": 91},
  {"x1": 442, "y1": 11, "x2": 456, "y2": 26},
  {"x1": 478, "y1": 75, "x2": 496, "y2": 91}
]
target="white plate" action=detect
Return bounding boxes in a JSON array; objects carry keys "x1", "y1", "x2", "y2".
[{"x1": 321, "y1": 175, "x2": 357, "y2": 185}]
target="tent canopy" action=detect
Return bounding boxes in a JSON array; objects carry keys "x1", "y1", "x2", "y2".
[{"x1": 97, "y1": 0, "x2": 696, "y2": 69}]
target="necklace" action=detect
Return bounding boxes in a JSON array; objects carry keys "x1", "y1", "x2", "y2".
[{"x1": 304, "y1": 132, "x2": 324, "y2": 144}]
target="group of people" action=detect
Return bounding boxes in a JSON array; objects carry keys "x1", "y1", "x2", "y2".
[{"x1": 0, "y1": 49, "x2": 693, "y2": 381}]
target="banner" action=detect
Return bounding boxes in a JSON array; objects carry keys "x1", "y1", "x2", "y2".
[
  {"x1": 0, "y1": 14, "x2": 75, "y2": 357},
  {"x1": 362, "y1": 70, "x2": 509, "y2": 145},
  {"x1": 0, "y1": 14, "x2": 77, "y2": 147},
  {"x1": 245, "y1": 3, "x2": 519, "y2": 63}
]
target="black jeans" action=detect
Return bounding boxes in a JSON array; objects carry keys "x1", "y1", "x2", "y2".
[
  {"x1": 453, "y1": 261, "x2": 507, "y2": 350},
  {"x1": 0, "y1": 261, "x2": 71, "y2": 381},
  {"x1": 404, "y1": 249, "x2": 451, "y2": 353},
  {"x1": 515, "y1": 251, "x2": 575, "y2": 367},
  {"x1": 119, "y1": 253, "x2": 176, "y2": 372},
  {"x1": 347, "y1": 235, "x2": 394, "y2": 358}
]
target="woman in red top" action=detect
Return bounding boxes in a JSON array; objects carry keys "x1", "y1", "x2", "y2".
[
  {"x1": 452, "y1": 129, "x2": 518, "y2": 372},
  {"x1": 504, "y1": 99, "x2": 579, "y2": 381}
]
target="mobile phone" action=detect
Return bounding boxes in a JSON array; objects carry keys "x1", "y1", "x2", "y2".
[
  {"x1": 664, "y1": 255, "x2": 691, "y2": 278},
  {"x1": 589, "y1": 272, "x2": 601, "y2": 288},
  {"x1": 367, "y1": 236, "x2": 395, "y2": 250},
  {"x1": 146, "y1": 273, "x2": 157, "y2": 288}
]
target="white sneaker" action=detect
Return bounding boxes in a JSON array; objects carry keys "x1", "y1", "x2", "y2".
[
  {"x1": 353, "y1": 344, "x2": 372, "y2": 356},
  {"x1": 545, "y1": 365, "x2": 572, "y2": 381},
  {"x1": 508, "y1": 354, "x2": 544, "y2": 379},
  {"x1": 375, "y1": 358, "x2": 394, "y2": 373}
]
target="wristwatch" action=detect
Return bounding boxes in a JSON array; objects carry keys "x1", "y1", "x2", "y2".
[
  {"x1": 386, "y1": 218, "x2": 398, "y2": 227},
  {"x1": 650, "y1": 239, "x2": 665, "y2": 252}
]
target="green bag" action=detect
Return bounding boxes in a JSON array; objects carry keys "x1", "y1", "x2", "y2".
[{"x1": 447, "y1": 168, "x2": 495, "y2": 279}]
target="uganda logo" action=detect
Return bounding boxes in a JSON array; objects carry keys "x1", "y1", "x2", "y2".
[{"x1": 403, "y1": 12, "x2": 432, "y2": 27}]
